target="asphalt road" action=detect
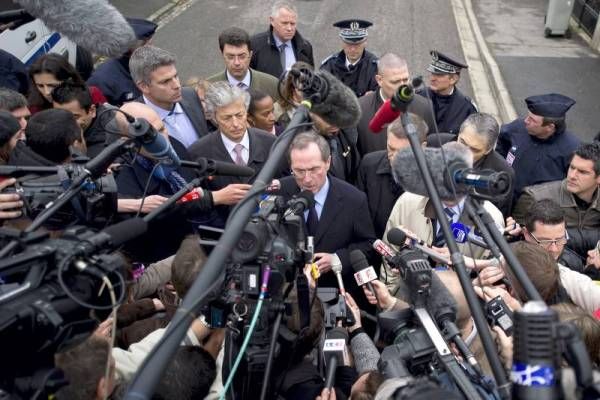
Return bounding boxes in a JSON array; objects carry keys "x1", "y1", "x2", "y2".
[{"x1": 118, "y1": 0, "x2": 475, "y2": 97}]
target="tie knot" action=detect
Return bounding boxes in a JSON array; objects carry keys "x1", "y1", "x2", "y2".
[
  {"x1": 234, "y1": 143, "x2": 244, "y2": 154},
  {"x1": 279, "y1": 43, "x2": 287, "y2": 51},
  {"x1": 237, "y1": 82, "x2": 247, "y2": 90},
  {"x1": 444, "y1": 208, "x2": 455, "y2": 220}
]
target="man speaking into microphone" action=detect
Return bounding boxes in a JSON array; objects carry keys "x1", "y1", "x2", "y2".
[
  {"x1": 277, "y1": 131, "x2": 376, "y2": 308},
  {"x1": 381, "y1": 141, "x2": 505, "y2": 290}
]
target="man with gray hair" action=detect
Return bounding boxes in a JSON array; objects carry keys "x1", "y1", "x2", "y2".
[
  {"x1": 188, "y1": 81, "x2": 287, "y2": 228},
  {"x1": 129, "y1": 45, "x2": 209, "y2": 148},
  {"x1": 250, "y1": 0, "x2": 314, "y2": 78},
  {"x1": 0, "y1": 88, "x2": 30, "y2": 138},
  {"x1": 457, "y1": 112, "x2": 514, "y2": 215},
  {"x1": 356, "y1": 53, "x2": 435, "y2": 156}
]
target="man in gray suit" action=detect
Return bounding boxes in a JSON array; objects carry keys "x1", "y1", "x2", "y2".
[
  {"x1": 129, "y1": 45, "x2": 209, "y2": 148},
  {"x1": 207, "y1": 27, "x2": 280, "y2": 102}
]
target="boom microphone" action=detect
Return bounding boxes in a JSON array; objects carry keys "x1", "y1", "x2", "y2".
[
  {"x1": 180, "y1": 159, "x2": 255, "y2": 177},
  {"x1": 283, "y1": 190, "x2": 315, "y2": 218},
  {"x1": 291, "y1": 68, "x2": 361, "y2": 129},
  {"x1": 444, "y1": 162, "x2": 511, "y2": 197},
  {"x1": 368, "y1": 85, "x2": 414, "y2": 133},
  {"x1": 127, "y1": 116, "x2": 181, "y2": 166},
  {"x1": 391, "y1": 142, "x2": 473, "y2": 201},
  {"x1": 72, "y1": 218, "x2": 148, "y2": 257},
  {"x1": 15, "y1": 0, "x2": 137, "y2": 57}
]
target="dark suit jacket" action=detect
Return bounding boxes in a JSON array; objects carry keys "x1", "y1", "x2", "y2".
[
  {"x1": 136, "y1": 87, "x2": 209, "y2": 143},
  {"x1": 206, "y1": 68, "x2": 280, "y2": 101},
  {"x1": 356, "y1": 90, "x2": 436, "y2": 156},
  {"x1": 250, "y1": 27, "x2": 314, "y2": 78},
  {"x1": 474, "y1": 150, "x2": 515, "y2": 216},
  {"x1": 187, "y1": 127, "x2": 288, "y2": 227},
  {"x1": 356, "y1": 151, "x2": 404, "y2": 239},
  {"x1": 278, "y1": 175, "x2": 376, "y2": 293}
]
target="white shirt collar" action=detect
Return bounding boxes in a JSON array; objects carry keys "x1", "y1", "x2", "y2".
[
  {"x1": 313, "y1": 176, "x2": 330, "y2": 207},
  {"x1": 273, "y1": 34, "x2": 291, "y2": 48},
  {"x1": 226, "y1": 69, "x2": 251, "y2": 88},
  {"x1": 220, "y1": 130, "x2": 250, "y2": 154}
]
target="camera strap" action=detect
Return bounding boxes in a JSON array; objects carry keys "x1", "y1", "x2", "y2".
[{"x1": 57, "y1": 166, "x2": 86, "y2": 222}]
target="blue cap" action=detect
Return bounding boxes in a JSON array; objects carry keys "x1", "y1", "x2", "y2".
[
  {"x1": 333, "y1": 19, "x2": 372, "y2": 43},
  {"x1": 525, "y1": 93, "x2": 575, "y2": 118},
  {"x1": 126, "y1": 18, "x2": 158, "y2": 40}
]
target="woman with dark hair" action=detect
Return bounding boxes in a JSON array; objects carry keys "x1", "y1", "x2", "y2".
[
  {"x1": 27, "y1": 53, "x2": 106, "y2": 114},
  {"x1": 274, "y1": 60, "x2": 313, "y2": 129},
  {"x1": 0, "y1": 110, "x2": 24, "y2": 164}
]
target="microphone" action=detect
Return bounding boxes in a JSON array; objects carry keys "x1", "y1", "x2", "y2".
[
  {"x1": 331, "y1": 259, "x2": 345, "y2": 296},
  {"x1": 128, "y1": 117, "x2": 181, "y2": 166},
  {"x1": 444, "y1": 161, "x2": 511, "y2": 197},
  {"x1": 283, "y1": 190, "x2": 315, "y2": 218},
  {"x1": 391, "y1": 142, "x2": 473, "y2": 201},
  {"x1": 387, "y1": 228, "x2": 450, "y2": 266},
  {"x1": 368, "y1": 84, "x2": 414, "y2": 133},
  {"x1": 350, "y1": 249, "x2": 379, "y2": 307},
  {"x1": 72, "y1": 218, "x2": 148, "y2": 257},
  {"x1": 512, "y1": 301, "x2": 561, "y2": 399},
  {"x1": 180, "y1": 159, "x2": 255, "y2": 177},
  {"x1": 289, "y1": 67, "x2": 361, "y2": 129},
  {"x1": 323, "y1": 327, "x2": 349, "y2": 389},
  {"x1": 15, "y1": 0, "x2": 136, "y2": 57},
  {"x1": 451, "y1": 223, "x2": 490, "y2": 249},
  {"x1": 372, "y1": 239, "x2": 397, "y2": 263}
]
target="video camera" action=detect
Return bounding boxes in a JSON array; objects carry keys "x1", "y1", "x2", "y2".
[{"x1": 0, "y1": 163, "x2": 117, "y2": 230}]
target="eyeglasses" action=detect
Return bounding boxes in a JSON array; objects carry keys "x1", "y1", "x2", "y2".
[
  {"x1": 291, "y1": 165, "x2": 323, "y2": 178},
  {"x1": 529, "y1": 231, "x2": 569, "y2": 248}
]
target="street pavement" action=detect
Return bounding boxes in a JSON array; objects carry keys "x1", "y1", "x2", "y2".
[{"x1": 473, "y1": 0, "x2": 600, "y2": 141}]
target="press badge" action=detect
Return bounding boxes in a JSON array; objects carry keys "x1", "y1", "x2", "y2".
[{"x1": 506, "y1": 146, "x2": 517, "y2": 166}]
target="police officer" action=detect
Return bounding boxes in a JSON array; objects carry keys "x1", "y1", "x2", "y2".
[
  {"x1": 423, "y1": 50, "x2": 477, "y2": 136},
  {"x1": 497, "y1": 93, "x2": 581, "y2": 198},
  {"x1": 320, "y1": 19, "x2": 378, "y2": 98},
  {"x1": 87, "y1": 18, "x2": 158, "y2": 106}
]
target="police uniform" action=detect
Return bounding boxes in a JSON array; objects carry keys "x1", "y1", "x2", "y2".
[
  {"x1": 496, "y1": 93, "x2": 581, "y2": 198},
  {"x1": 320, "y1": 19, "x2": 378, "y2": 98},
  {"x1": 87, "y1": 18, "x2": 158, "y2": 106},
  {"x1": 424, "y1": 50, "x2": 477, "y2": 135}
]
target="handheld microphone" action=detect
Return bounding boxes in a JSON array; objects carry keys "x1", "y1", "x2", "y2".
[
  {"x1": 368, "y1": 85, "x2": 414, "y2": 133},
  {"x1": 444, "y1": 161, "x2": 511, "y2": 197},
  {"x1": 283, "y1": 190, "x2": 315, "y2": 218},
  {"x1": 331, "y1": 259, "x2": 345, "y2": 296},
  {"x1": 391, "y1": 142, "x2": 473, "y2": 201},
  {"x1": 451, "y1": 223, "x2": 490, "y2": 249},
  {"x1": 323, "y1": 327, "x2": 349, "y2": 389},
  {"x1": 15, "y1": 0, "x2": 136, "y2": 57},
  {"x1": 372, "y1": 239, "x2": 397, "y2": 263},
  {"x1": 512, "y1": 301, "x2": 561, "y2": 399},
  {"x1": 289, "y1": 68, "x2": 361, "y2": 129},
  {"x1": 387, "y1": 228, "x2": 450, "y2": 266},
  {"x1": 349, "y1": 249, "x2": 378, "y2": 296},
  {"x1": 128, "y1": 117, "x2": 181, "y2": 166},
  {"x1": 72, "y1": 218, "x2": 148, "y2": 257}
]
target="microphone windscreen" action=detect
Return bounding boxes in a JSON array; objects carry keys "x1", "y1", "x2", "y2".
[
  {"x1": 211, "y1": 160, "x2": 255, "y2": 177},
  {"x1": 350, "y1": 249, "x2": 369, "y2": 272},
  {"x1": 310, "y1": 70, "x2": 361, "y2": 129},
  {"x1": 390, "y1": 142, "x2": 473, "y2": 200},
  {"x1": 325, "y1": 326, "x2": 349, "y2": 341},
  {"x1": 297, "y1": 190, "x2": 315, "y2": 209},
  {"x1": 16, "y1": 0, "x2": 137, "y2": 57},
  {"x1": 368, "y1": 99, "x2": 400, "y2": 134},
  {"x1": 101, "y1": 218, "x2": 148, "y2": 248},
  {"x1": 386, "y1": 228, "x2": 407, "y2": 247},
  {"x1": 427, "y1": 272, "x2": 458, "y2": 323}
]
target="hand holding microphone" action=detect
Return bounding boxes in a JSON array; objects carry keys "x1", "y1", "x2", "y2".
[{"x1": 361, "y1": 279, "x2": 398, "y2": 310}]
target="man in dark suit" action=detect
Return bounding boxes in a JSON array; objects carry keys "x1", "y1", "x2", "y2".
[
  {"x1": 357, "y1": 115, "x2": 428, "y2": 239},
  {"x1": 250, "y1": 0, "x2": 314, "y2": 78},
  {"x1": 356, "y1": 53, "x2": 436, "y2": 156},
  {"x1": 188, "y1": 81, "x2": 287, "y2": 228},
  {"x1": 278, "y1": 131, "x2": 376, "y2": 302},
  {"x1": 129, "y1": 45, "x2": 209, "y2": 148},
  {"x1": 207, "y1": 27, "x2": 280, "y2": 101}
]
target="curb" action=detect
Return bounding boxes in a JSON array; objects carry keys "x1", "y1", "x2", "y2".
[{"x1": 451, "y1": 0, "x2": 517, "y2": 124}]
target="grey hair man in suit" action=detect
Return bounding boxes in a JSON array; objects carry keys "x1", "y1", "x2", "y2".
[{"x1": 129, "y1": 45, "x2": 209, "y2": 148}]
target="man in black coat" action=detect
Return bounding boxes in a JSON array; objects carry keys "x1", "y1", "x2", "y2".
[
  {"x1": 320, "y1": 19, "x2": 378, "y2": 99},
  {"x1": 422, "y1": 50, "x2": 477, "y2": 136},
  {"x1": 250, "y1": 1, "x2": 314, "y2": 78},
  {"x1": 457, "y1": 113, "x2": 515, "y2": 216},
  {"x1": 278, "y1": 131, "x2": 376, "y2": 304},
  {"x1": 129, "y1": 45, "x2": 209, "y2": 148},
  {"x1": 188, "y1": 81, "x2": 288, "y2": 228},
  {"x1": 356, "y1": 53, "x2": 436, "y2": 156},
  {"x1": 357, "y1": 117, "x2": 428, "y2": 239},
  {"x1": 87, "y1": 18, "x2": 157, "y2": 106}
]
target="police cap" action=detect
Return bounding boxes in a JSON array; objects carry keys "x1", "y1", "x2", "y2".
[
  {"x1": 333, "y1": 19, "x2": 372, "y2": 43},
  {"x1": 525, "y1": 93, "x2": 576, "y2": 118},
  {"x1": 427, "y1": 50, "x2": 468, "y2": 74}
]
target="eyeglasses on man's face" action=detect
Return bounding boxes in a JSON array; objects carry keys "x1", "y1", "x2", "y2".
[{"x1": 529, "y1": 231, "x2": 569, "y2": 248}]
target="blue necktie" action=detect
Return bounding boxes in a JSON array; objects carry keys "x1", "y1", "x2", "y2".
[{"x1": 433, "y1": 208, "x2": 455, "y2": 247}]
